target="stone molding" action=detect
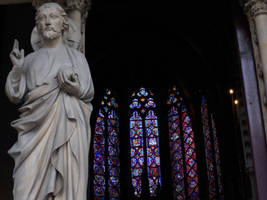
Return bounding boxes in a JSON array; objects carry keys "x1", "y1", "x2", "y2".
[{"x1": 244, "y1": 0, "x2": 267, "y2": 18}]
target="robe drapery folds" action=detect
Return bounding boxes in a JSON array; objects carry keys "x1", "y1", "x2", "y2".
[{"x1": 5, "y1": 45, "x2": 94, "y2": 200}]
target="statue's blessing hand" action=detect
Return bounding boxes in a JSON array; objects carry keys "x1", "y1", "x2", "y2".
[{"x1": 10, "y1": 39, "x2": 24, "y2": 67}]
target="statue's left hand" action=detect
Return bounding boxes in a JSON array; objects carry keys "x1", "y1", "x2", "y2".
[{"x1": 57, "y1": 67, "x2": 81, "y2": 97}]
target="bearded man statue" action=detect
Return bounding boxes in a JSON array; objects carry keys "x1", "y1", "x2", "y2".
[{"x1": 5, "y1": 3, "x2": 94, "y2": 200}]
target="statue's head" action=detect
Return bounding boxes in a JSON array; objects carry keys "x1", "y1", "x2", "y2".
[{"x1": 35, "y1": 3, "x2": 69, "y2": 40}]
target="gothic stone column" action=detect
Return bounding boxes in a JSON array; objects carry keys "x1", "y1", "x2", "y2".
[
  {"x1": 235, "y1": 2, "x2": 267, "y2": 200},
  {"x1": 243, "y1": 0, "x2": 267, "y2": 139},
  {"x1": 32, "y1": 0, "x2": 92, "y2": 53}
]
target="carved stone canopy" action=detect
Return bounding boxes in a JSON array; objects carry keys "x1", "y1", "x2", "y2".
[
  {"x1": 32, "y1": 0, "x2": 91, "y2": 12},
  {"x1": 32, "y1": 0, "x2": 92, "y2": 21},
  {"x1": 243, "y1": 0, "x2": 267, "y2": 18}
]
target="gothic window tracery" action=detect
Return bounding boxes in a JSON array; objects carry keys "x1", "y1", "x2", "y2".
[
  {"x1": 201, "y1": 97, "x2": 224, "y2": 200},
  {"x1": 129, "y1": 87, "x2": 161, "y2": 197},
  {"x1": 93, "y1": 89, "x2": 120, "y2": 199},
  {"x1": 167, "y1": 86, "x2": 200, "y2": 200},
  {"x1": 91, "y1": 87, "x2": 224, "y2": 200}
]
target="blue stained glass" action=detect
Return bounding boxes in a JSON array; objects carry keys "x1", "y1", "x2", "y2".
[
  {"x1": 189, "y1": 170, "x2": 196, "y2": 177},
  {"x1": 189, "y1": 180, "x2": 197, "y2": 187},
  {"x1": 148, "y1": 138, "x2": 158, "y2": 146},
  {"x1": 109, "y1": 136, "x2": 119, "y2": 145},
  {"x1": 145, "y1": 98, "x2": 156, "y2": 108},
  {"x1": 94, "y1": 135, "x2": 105, "y2": 144},
  {"x1": 147, "y1": 148, "x2": 152, "y2": 156},
  {"x1": 153, "y1": 147, "x2": 160, "y2": 154},
  {"x1": 188, "y1": 158, "x2": 195, "y2": 167},
  {"x1": 109, "y1": 176, "x2": 119, "y2": 185},
  {"x1": 133, "y1": 168, "x2": 142, "y2": 176},
  {"x1": 211, "y1": 114, "x2": 224, "y2": 199},
  {"x1": 109, "y1": 168, "x2": 119, "y2": 177},
  {"x1": 182, "y1": 106, "x2": 199, "y2": 199},
  {"x1": 94, "y1": 175, "x2": 105, "y2": 185},
  {"x1": 131, "y1": 158, "x2": 137, "y2": 166},
  {"x1": 130, "y1": 99, "x2": 141, "y2": 109},
  {"x1": 202, "y1": 97, "x2": 224, "y2": 199},
  {"x1": 167, "y1": 94, "x2": 178, "y2": 104},
  {"x1": 130, "y1": 111, "x2": 142, "y2": 121},
  {"x1": 94, "y1": 165, "x2": 105, "y2": 174},
  {"x1": 137, "y1": 87, "x2": 149, "y2": 97},
  {"x1": 146, "y1": 110, "x2": 157, "y2": 120},
  {"x1": 138, "y1": 157, "x2": 144, "y2": 166},
  {"x1": 155, "y1": 157, "x2": 160, "y2": 165},
  {"x1": 132, "y1": 139, "x2": 142, "y2": 146},
  {"x1": 147, "y1": 156, "x2": 153, "y2": 165},
  {"x1": 171, "y1": 133, "x2": 179, "y2": 141},
  {"x1": 130, "y1": 88, "x2": 161, "y2": 198},
  {"x1": 167, "y1": 87, "x2": 199, "y2": 200},
  {"x1": 93, "y1": 89, "x2": 120, "y2": 199},
  {"x1": 186, "y1": 137, "x2": 193, "y2": 144},
  {"x1": 145, "y1": 110, "x2": 161, "y2": 197},
  {"x1": 131, "y1": 148, "x2": 136, "y2": 157},
  {"x1": 185, "y1": 126, "x2": 193, "y2": 134},
  {"x1": 145, "y1": 120, "x2": 158, "y2": 128}
]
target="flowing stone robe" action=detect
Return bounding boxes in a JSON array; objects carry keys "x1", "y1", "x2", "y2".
[{"x1": 5, "y1": 44, "x2": 94, "y2": 200}]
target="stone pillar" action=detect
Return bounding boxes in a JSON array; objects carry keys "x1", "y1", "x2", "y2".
[
  {"x1": 32, "y1": 0, "x2": 92, "y2": 53},
  {"x1": 243, "y1": 0, "x2": 267, "y2": 138}
]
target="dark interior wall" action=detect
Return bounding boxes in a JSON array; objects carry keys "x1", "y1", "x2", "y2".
[
  {"x1": 0, "y1": 1, "x2": 252, "y2": 199},
  {"x1": 85, "y1": 0, "x2": 246, "y2": 198},
  {"x1": 0, "y1": 4, "x2": 35, "y2": 200}
]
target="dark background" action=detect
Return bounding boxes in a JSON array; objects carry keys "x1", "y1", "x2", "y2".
[{"x1": 0, "y1": 0, "x2": 251, "y2": 199}]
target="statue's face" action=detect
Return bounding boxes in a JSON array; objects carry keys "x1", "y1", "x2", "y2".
[{"x1": 37, "y1": 6, "x2": 64, "y2": 40}]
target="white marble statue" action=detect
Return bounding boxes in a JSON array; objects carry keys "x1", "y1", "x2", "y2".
[{"x1": 5, "y1": 3, "x2": 94, "y2": 200}]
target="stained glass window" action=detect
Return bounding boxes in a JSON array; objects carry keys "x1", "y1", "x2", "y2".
[
  {"x1": 130, "y1": 87, "x2": 161, "y2": 197},
  {"x1": 211, "y1": 114, "x2": 224, "y2": 200},
  {"x1": 93, "y1": 89, "x2": 120, "y2": 199},
  {"x1": 167, "y1": 86, "x2": 200, "y2": 200},
  {"x1": 201, "y1": 97, "x2": 224, "y2": 200}
]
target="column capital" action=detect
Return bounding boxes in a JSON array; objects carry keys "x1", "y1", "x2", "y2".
[{"x1": 244, "y1": 0, "x2": 267, "y2": 18}]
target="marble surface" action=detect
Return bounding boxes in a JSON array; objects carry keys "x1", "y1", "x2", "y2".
[{"x1": 5, "y1": 3, "x2": 94, "y2": 199}]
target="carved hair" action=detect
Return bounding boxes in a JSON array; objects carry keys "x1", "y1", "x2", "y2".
[{"x1": 35, "y1": 3, "x2": 69, "y2": 34}]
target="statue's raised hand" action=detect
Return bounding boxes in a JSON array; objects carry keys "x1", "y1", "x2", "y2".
[{"x1": 10, "y1": 39, "x2": 24, "y2": 67}]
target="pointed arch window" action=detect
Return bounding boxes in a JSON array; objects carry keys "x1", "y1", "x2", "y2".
[
  {"x1": 201, "y1": 97, "x2": 224, "y2": 200},
  {"x1": 93, "y1": 89, "x2": 120, "y2": 199},
  {"x1": 129, "y1": 87, "x2": 161, "y2": 197},
  {"x1": 167, "y1": 86, "x2": 200, "y2": 199}
]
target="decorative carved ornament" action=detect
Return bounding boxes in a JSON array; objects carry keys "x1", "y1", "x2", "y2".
[
  {"x1": 244, "y1": 0, "x2": 267, "y2": 18},
  {"x1": 32, "y1": 0, "x2": 91, "y2": 20},
  {"x1": 32, "y1": 0, "x2": 91, "y2": 11}
]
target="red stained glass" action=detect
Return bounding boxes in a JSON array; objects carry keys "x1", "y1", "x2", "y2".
[
  {"x1": 93, "y1": 89, "x2": 120, "y2": 199},
  {"x1": 202, "y1": 97, "x2": 224, "y2": 200},
  {"x1": 167, "y1": 86, "x2": 199, "y2": 200},
  {"x1": 130, "y1": 88, "x2": 161, "y2": 197}
]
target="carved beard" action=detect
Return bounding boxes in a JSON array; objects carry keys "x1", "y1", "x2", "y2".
[{"x1": 39, "y1": 26, "x2": 62, "y2": 40}]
